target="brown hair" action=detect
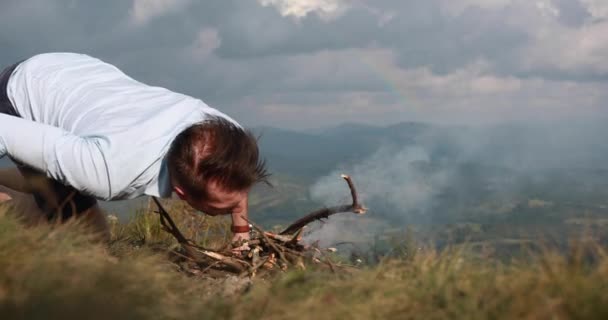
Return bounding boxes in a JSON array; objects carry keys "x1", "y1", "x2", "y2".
[{"x1": 167, "y1": 116, "x2": 270, "y2": 198}]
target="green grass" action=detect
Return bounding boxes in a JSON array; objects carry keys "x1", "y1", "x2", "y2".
[{"x1": 1, "y1": 204, "x2": 608, "y2": 319}]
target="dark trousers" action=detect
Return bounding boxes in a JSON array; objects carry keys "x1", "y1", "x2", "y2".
[
  {"x1": 0, "y1": 61, "x2": 97, "y2": 221},
  {"x1": 0, "y1": 62, "x2": 20, "y2": 116}
]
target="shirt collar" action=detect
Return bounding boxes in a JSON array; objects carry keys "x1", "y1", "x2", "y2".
[{"x1": 144, "y1": 157, "x2": 172, "y2": 198}]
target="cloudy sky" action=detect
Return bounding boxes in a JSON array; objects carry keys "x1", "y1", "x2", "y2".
[{"x1": 1, "y1": 0, "x2": 607, "y2": 129}]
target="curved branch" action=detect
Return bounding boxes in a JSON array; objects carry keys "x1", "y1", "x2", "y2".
[{"x1": 279, "y1": 174, "x2": 366, "y2": 235}]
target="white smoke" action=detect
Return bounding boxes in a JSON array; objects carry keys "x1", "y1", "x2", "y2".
[
  {"x1": 306, "y1": 145, "x2": 452, "y2": 246},
  {"x1": 301, "y1": 215, "x2": 385, "y2": 248},
  {"x1": 311, "y1": 146, "x2": 449, "y2": 213},
  {"x1": 303, "y1": 120, "x2": 608, "y2": 247}
]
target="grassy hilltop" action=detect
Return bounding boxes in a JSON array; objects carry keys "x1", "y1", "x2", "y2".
[
  {"x1": 1, "y1": 122, "x2": 608, "y2": 319},
  {"x1": 1, "y1": 203, "x2": 608, "y2": 320}
]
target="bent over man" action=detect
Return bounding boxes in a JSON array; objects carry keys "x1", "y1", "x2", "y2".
[{"x1": 0, "y1": 52, "x2": 268, "y2": 242}]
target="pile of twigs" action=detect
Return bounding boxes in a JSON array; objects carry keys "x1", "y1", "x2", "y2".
[{"x1": 152, "y1": 174, "x2": 366, "y2": 278}]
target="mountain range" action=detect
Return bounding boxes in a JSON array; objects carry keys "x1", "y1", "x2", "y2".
[{"x1": 2, "y1": 121, "x2": 608, "y2": 231}]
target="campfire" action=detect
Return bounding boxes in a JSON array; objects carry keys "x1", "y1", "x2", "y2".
[{"x1": 152, "y1": 174, "x2": 366, "y2": 278}]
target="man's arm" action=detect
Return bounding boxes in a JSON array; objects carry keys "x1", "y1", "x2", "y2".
[
  {"x1": 230, "y1": 195, "x2": 250, "y2": 242},
  {"x1": 0, "y1": 113, "x2": 111, "y2": 199}
]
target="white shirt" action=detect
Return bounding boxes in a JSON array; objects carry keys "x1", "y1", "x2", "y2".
[{"x1": 0, "y1": 52, "x2": 240, "y2": 201}]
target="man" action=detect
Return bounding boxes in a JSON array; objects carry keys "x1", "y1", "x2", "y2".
[{"x1": 0, "y1": 52, "x2": 268, "y2": 243}]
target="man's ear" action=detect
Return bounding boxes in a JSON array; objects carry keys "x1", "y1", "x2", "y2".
[{"x1": 173, "y1": 186, "x2": 187, "y2": 200}]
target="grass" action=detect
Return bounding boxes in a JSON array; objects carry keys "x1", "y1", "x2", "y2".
[
  {"x1": 108, "y1": 198, "x2": 234, "y2": 255},
  {"x1": 1, "y1": 202, "x2": 608, "y2": 319},
  {"x1": 0, "y1": 210, "x2": 212, "y2": 319}
]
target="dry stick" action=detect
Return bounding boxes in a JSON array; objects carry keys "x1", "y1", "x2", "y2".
[
  {"x1": 322, "y1": 248, "x2": 341, "y2": 273},
  {"x1": 289, "y1": 228, "x2": 304, "y2": 245},
  {"x1": 151, "y1": 197, "x2": 247, "y2": 273},
  {"x1": 152, "y1": 197, "x2": 198, "y2": 256},
  {"x1": 281, "y1": 246, "x2": 306, "y2": 257},
  {"x1": 51, "y1": 190, "x2": 77, "y2": 222},
  {"x1": 247, "y1": 239, "x2": 262, "y2": 246},
  {"x1": 151, "y1": 174, "x2": 366, "y2": 276},
  {"x1": 169, "y1": 248, "x2": 197, "y2": 262},
  {"x1": 313, "y1": 248, "x2": 338, "y2": 273},
  {"x1": 199, "y1": 249, "x2": 250, "y2": 272},
  {"x1": 200, "y1": 261, "x2": 224, "y2": 274},
  {"x1": 325, "y1": 258, "x2": 337, "y2": 273},
  {"x1": 245, "y1": 256, "x2": 270, "y2": 278},
  {"x1": 151, "y1": 199, "x2": 267, "y2": 276},
  {"x1": 264, "y1": 232, "x2": 293, "y2": 243},
  {"x1": 280, "y1": 174, "x2": 367, "y2": 235},
  {"x1": 242, "y1": 216, "x2": 290, "y2": 268},
  {"x1": 151, "y1": 199, "x2": 223, "y2": 253}
]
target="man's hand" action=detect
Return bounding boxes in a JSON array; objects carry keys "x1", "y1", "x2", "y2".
[
  {"x1": 231, "y1": 231, "x2": 251, "y2": 255},
  {"x1": 232, "y1": 230, "x2": 250, "y2": 243},
  {"x1": 0, "y1": 192, "x2": 11, "y2": 203}
]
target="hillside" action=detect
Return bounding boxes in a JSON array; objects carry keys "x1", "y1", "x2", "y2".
[{"x1": 1, "y1": 206, "x2": 607, "y2": 319}]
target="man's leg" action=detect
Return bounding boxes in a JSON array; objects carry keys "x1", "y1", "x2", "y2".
[
  {"x1": 0, "y1": 193, "x2": 9, "y2": 202},
  {"x1": 0, "y1": 188, "x2": 110, "y2": 241},
  {"x1": 0, "y1": 184, "x2": 48, "y2": 225},
  {"x1": 79, "y1": 204, "x2": 111, "y2": 242},
  {"x1": 0, "y1": 166, "x2": 110, "y2": 241},
  {"x1": 0, "y1": 168, "x2": 48, "y2": 223},
  {"x1": 0, "y1": 167, "x2": 30, "y2": 193}
]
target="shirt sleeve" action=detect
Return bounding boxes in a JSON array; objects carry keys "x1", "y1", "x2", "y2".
[{"x1": 0, "y1": 113, "x2": 112, "y2": 199}]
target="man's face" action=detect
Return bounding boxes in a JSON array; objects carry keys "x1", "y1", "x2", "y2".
[{"x1": 178, "y1": 180, "x2": 247, "y2": 216}]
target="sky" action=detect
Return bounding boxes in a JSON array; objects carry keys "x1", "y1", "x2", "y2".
[{"x1": 1, "y1": 0, "x2": 607, "y2": 129}]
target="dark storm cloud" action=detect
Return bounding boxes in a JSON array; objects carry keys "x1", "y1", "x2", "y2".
[
  {"x1": 212, "y1": 0, "x2": 528, "y2": 76},
  {"x1": 0, "y1": 0, "x2": 606, "y2": 128},
  {"x1": 1, "y1": 1, "x2": 522, "y2": 77},
  {"x1": 214, "y1": 4, "x2": 380, "y2": 58},
  {"x1": 553, "y1": 0, "x2": 591, "y2": 27}
]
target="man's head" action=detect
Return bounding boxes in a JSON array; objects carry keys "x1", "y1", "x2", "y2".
[{"x1": 167, "y1": 116, "x2": 269, "y2": 215}]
